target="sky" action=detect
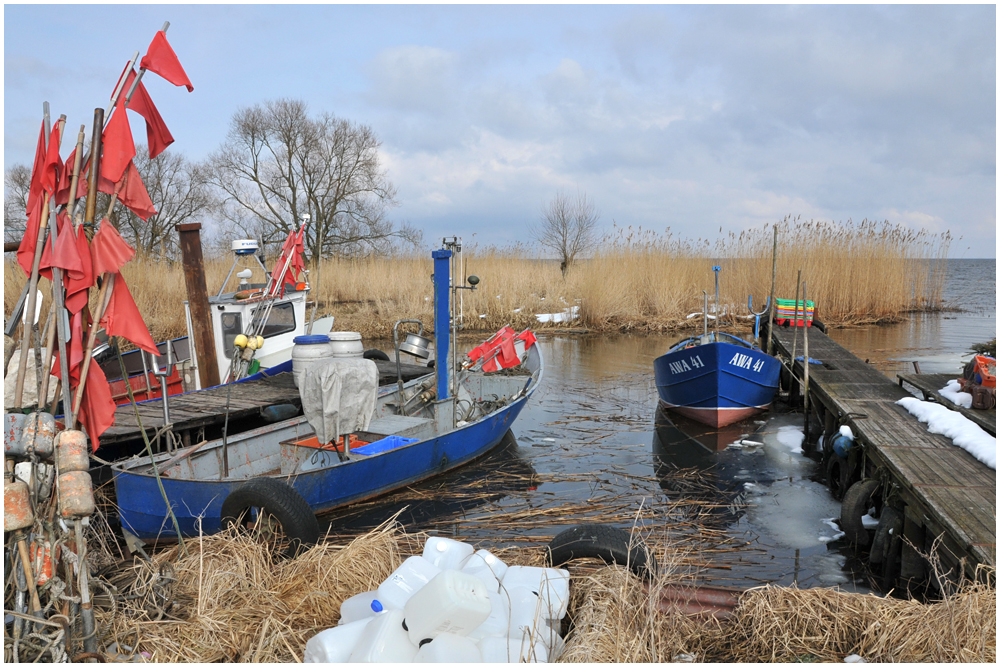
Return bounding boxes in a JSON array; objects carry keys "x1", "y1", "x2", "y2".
[{"x1": 4, "y1": 3, "x2": 996, "y2": 257}]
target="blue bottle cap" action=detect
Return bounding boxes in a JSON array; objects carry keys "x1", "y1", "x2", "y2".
[{"x1": 370, "y1": 599, "x2": 383, "y2": 613}]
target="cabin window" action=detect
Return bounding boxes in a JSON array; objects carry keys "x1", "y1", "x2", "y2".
[
  {"x1": 221, "y1": 312, "x2": 242, "y2": 359},
  {"x1": 254, "y1": 302, "x2": 296, "y2": 339}
]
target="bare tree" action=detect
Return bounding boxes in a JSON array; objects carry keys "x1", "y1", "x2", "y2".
[
  {"x1": 534, "y1": 191, "x2": 600, "y2": 277},
  {"x1": 109, "y1": 146, "x2": 214, "y2": 258},
  {"x1": 208, "y1": 98, "x2": 420, "y2": 262},
  {"x1": 4, "y1": 164, "x2": 31, "y2": 244}
]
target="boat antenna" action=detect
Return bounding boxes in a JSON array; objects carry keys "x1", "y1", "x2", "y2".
[
  {"x1": 702, "y1": 291, "x2": 709, "y2": 340},
  {"x1": 713, "y1": 264, "x2": 721, "y2": 340}
]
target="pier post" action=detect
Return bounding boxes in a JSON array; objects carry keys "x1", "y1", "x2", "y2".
[
  {"x1": 178, "y1": 224, "x2": 221, "y2": 389},
  {"x1": 432, "y1": 248, "x2": 452, "y2": 401}
]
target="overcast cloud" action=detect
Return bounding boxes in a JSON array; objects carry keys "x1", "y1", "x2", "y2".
[{"x1": 4, "y1": 4, "x2": 995, "y2": 256}]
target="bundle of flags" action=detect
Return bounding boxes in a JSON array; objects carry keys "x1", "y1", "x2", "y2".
[
  {"x1": 15, "y1": 29, "x2": 192, "y2": 451},
  {"x1": 466, "y1": 327, "x2": 537, "y2": 372},
  {"x1": 270, "y1": 227, "x2": 306, "y2": 297}
]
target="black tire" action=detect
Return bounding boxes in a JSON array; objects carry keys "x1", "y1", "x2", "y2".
[
  {"x1": 545, "y1": 524, "x2": 656, "y2": 579},
  {"x1": 813, "y1": 319, "x2": 827, "y2": 334},
  {"x1": 870, "y1": 506, "x2": 903, "y2": 566},
  {"x1": 363, "y1": 349, "x2": 390, "y2": 362},
  {"x1": 220, "y1": 478, "x2": 319, "y2": 558},
  {"x1": 841, "y1": 479, "x2": 880, "y2": 547},
  {"x1": 825, "y1": 454, "x2": 849, "y2": 501},
  {"x1": 881, "y1": 532, "x2": 902, "y2": 592}
]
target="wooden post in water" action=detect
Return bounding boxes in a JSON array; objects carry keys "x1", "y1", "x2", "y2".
[
  {"x1": 789, "y1": 270, "x2": 802, "y2": 406},
  {"x1": 766, "y1": 224, "x2": 777, "y2": 356},
  {"x1": 178, "y1": 224, "x2": 221, "y2": 389},
  {"x1": 802, "y1": 280, "x2": 810, "y2": 443}
]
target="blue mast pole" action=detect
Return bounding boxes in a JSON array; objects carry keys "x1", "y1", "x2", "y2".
[{"x1": 432, "y1": 248, "x2": 452, "y2": 400}]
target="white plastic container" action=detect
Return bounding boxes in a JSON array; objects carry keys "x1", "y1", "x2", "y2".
[
  {"x1": 14, "y1": 461, "x2": 54, "y2": 499},
  {"x1": 461, "y1": 549, "x2": 507, "y2": 592},
  {"x1": 328, "y1": 332, "x2": 364, "y2": 358},
  {"x1": 292, "y1": 335, "x2": 335, "y2": 387},
  {"x1": 501, "y1": 566, "x2": 571, "y2": 620},
  {"x1": 403, "y1": 570, "x2": 491, "y2": 645},
  {"x1": 339, "y1": 590, "x2": 387, "y2": 625},
  {"x1": 505, "y1": 586, "x2": 544, "y2": 640},
  {"x1": 304, "y1": 617, "x2": 373, "y2": 663},
  {"x1": 413, "y1": 633, "x2": 482, "y2": 663},
  {"x1": 467, "y1": 589, "x2": 509, "y2": 641},
  {"x1": 348, "y1": 609, "x2": 417, "y2": 663},
  {"x1": 423, "y1": 536, "x2": 475, "y2": 570},
  {"x1": 377, "y1": 556, "x2": 441, "y2": 611},
  {"x1": 478, "y1": 636, "x2": 548, "y2": 663}
]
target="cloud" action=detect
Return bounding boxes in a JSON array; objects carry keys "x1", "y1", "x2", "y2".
[{"x1": 363, "y1": 45, "x2": 458, "y2": 115}]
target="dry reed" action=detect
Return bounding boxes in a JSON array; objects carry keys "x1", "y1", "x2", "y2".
[{"x1": 5, "y1": 218, "x2": 949, "y2": 346}]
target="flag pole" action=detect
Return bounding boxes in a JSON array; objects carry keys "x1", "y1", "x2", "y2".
[{"x1": 12, "y1": 106, "x2": 62, "y2": 409}]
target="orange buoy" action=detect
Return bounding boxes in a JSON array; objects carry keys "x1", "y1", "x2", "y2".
[
  {"x1": 56, "y1": 430, "x2": 89, "y2": 473},
  {"x1": 30, "y1": 540, "x2": 54, "y2": 586},
  {"x1": 4, "y1": 477, "x2": 34, "y2": 531},
  {"x1": 58, "y1": 470, "x2": 95, "y2": 518}
]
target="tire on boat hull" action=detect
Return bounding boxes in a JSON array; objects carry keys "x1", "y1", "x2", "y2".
[
  {"x1": 220, "y1": 477, "x2": 319, "y2": 557},
  {"x1": 363, "y1": 349, "x2": 391, "y2": 362},
  {"x1": 840, "y1": 479, "x2": 880, "y2": 547},
  {"x1": 545, "y1": 524, "x2": 657, "y2": 579}
]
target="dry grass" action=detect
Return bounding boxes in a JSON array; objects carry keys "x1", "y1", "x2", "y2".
[{"x1": 5, "y1": 217, "x2": 950, "y2": 343}]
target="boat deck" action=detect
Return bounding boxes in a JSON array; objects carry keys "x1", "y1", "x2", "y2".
[
  {"x1": 770, "y1": 325, "x2": 995, "y2": 579},
  {"x1": 897, "y1": 372, "x2": 996, "y2": 436},
  {"x1": 99, "y1": 360, "x2": 431, "y2": 448}
]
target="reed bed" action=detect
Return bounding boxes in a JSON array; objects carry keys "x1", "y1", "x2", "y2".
[{"x1": 5, "y1": 218, "x2": 950, "y2": 345}]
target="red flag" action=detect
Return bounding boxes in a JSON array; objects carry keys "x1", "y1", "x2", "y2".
[
  {"x1": 26, "y1": 122, "x2": 47, "y2": 214},
  {"x1": 271, "y1": 229, "x2": 305, "y2": 296},
  {"x1": 38, "y1": 213, "x2": 84, "y2": 284},
  {"x1": 91, "y1": 221, "x2": 135, "y2": 275},
  {"x1": 65, "y1": 225, "x2": 95, "y2": 314},
  {"x1": 77, "y1": 362, "x2": 116, "y2": 451},
  {"x1": 117, "y1": 162, "x2": 157, "y2": 220},
  {"x1": 101, "y1": 99, "x2": 135, "y2": 183},
  {"x1": 54, "y1": 149, "x2": 90, "y2": 206},
  {"x1": 118, "y1": 66, "x2": 174, "y2": 158},
  {"x1": 100, "y1": 273, "x2": 159, "y2": 355},
  {"x1": 140, "y1": 31, "x2": 194, "y2": 92},
  {"x1": 17, "y1": 199, "x2": 44, "y2": 277},
  {"x1": 40, "y1": 124, "x2": 63, "y2": 197}
]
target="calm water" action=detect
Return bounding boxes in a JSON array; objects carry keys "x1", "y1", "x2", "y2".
[{"x1": 323, "y1": 259, "x2": 995, "y2": 592}]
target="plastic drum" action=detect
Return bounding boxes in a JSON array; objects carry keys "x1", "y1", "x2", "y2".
[
  {"x1": 328, "y1": 332, "x2": 364, "y2": 359},
  {"x1": 292, "y1": 335, "x2": 335, "y2": 388}
]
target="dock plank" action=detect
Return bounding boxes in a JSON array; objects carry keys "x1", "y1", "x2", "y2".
[{"x1": 898, "y1": 373, "x2": 996, "y2": 436}]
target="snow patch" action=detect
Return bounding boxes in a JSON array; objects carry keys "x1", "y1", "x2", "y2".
[
  {"x1": 897, "y1": 397, "x2": 996, "y2": 469},
  {"x1": 536, "y1": 306, "x2": 579, "y2": 324},
  {"x1": 938, "y1": 379, "x2": 973, "y2": 408},
  {"x1": 775, "y1": 425, "x2": 804, "y2": 454}
]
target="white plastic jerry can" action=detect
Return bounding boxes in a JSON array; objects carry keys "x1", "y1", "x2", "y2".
[
  {"x1": 348, "y1": 609, "x2": 417, "y2": 663},
  {"x1": 478, "y1": 636, "x2": 549, "y2": 663},
  {"x1": 423, "y1": 536, "x2": 475, "y2": 570},
  {"x1": 413, "y1": 632, "x2": 483, "y2": 663},
  {"x1": 403, "y1": 570, "x2": 492, "y2": 646},
  {"x1": 501, "y1": 566, "x2": 571, "y2": 620},
  {"x1": 304, "y1": 617, "x2": 374, "y2": 663},
  {"x1": 461, "y1": 549, "x2": 508, "y2": 592},
  {"x1": 339, "y1": 590, "x2": 387, "y2": 625},
  {"x1": 466, "y1": 589, "x2": 510, "y2": 641},
  {"x1": 377, "y1": 556, "x2": 442, "y2": 611}
]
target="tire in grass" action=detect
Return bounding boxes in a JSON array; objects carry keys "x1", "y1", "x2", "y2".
[
  {"x1": 221, "y1": 477, "x2": 319, "y2": 558},
  {"x1": 545, "y1": 523, "x2": 656, "y2": 579}
]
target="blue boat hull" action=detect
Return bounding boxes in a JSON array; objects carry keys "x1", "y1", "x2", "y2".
[{"x1": 654, "y1": 341, "x2": 780, "y2": 428}]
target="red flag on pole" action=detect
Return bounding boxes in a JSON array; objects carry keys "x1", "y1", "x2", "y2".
[
  {"x1": 140, "y1": 31, "x2": 194, "y2": 92},
  {"x1": 91, "y1": 220, "x2": 136, "y2": 275},
  {"x1": 271, "y1": 228, "x2": 305, "y2": 296},
  {"x1": 51, "y1": 314, "x2": 115, "y2": 450},
  {"x1": 26, "y1": 122, "x2": 47, "y2": 214},
  {"x1": 64, "y1": 224, "x2": 95, "y2": 314},
  {"x1": 95, "y1": 160, "x2": 157, "y2": 221},
  {"x1": 54, "y1": 149, "x2": 90, "y2": 206},
  {"x1": 40, "y1": 124, "x2": 63, "y2": 196},
  {"x1": 100, "y1": 273, "x2": 159, "y2": 355},
  {"x1": 119, "y1": 66, "x2": 175, "y2": 158},
  {"x1": 101, "y1": 99, "x2": 136, "y2": 183},
  {"x1": 17, "y1": 199, "x2": 44, "y2": 277}
]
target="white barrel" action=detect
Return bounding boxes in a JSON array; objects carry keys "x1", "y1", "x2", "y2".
[
  {"x1": 327, "y1": 331, "x2": 364, "y2": 358},
  {"x1": 291, "y1": 335, "x2": 336, "y2": 388}
]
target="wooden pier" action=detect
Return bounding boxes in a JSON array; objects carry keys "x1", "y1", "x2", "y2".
[
  {"x1": 897, "y1": 372, "x2": 995, "y2": 437},
  {"x1": 99, "y1": 360, "x2": 432, "y2": 449},
  {"x1": 769, "y1": 324, "x2": 995, "y2": 586}
]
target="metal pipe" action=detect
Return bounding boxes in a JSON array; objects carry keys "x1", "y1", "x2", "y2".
[
  {"x1": 766, "y1": 224, "x2": 778, "y2": 356},
  {"x1": 432, "y1": 248, "x2": 452, "y2": 401},
  {"x1": 702, "y1": 291, "x2": 708, "y2": 339},
  {"x1": 802, "y1": 281, "x2": 810, "y2": 441},
  {"x1": 713, "y1": 265, "x2": 721, "y2": 339},
  {"x1": 393, "y1": 319, "x2": 424, "y2": 415}
]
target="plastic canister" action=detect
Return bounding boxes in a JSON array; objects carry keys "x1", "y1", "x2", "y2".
[
  {"x1": 56, "y1": 430, "x2": 89, "y2": 473},
  {"x1": 15, "y1": 461, "x2": 54, "y2": 499},
  {"x1": 328, "y1": 332, "x2": 364, "y2": 359},
  {"x1": 423, "y1": 536, "x2": 475, "y2": 570},
  {"x1": 339, "y1": 590, "x2": 387, "y2": 625},
  {"x1": 347, "y1": 609, "x2": 417, "y2": 663},
  {"x1": 466, "y1": 589, "x2": 510, "y2": 641},
  {"x1": 58, "y1": 470, "x2": 95, "y2": 518},
  {"x1": 292, "y1": 335, "x2": 335, "y2": 388},
  {"x1": 477, "y1": 636, "x2": 548, "y2": 664},
  {"x1": 4, "y1": 412, "x2": 28, "y2": 456},
  {"x1": 4, "y1": 477, "x2": 34, "y2": 532},
  {"x1": 461, "y1": 549, "x2": 507, "y2": 592},
  {"x1": 505, "y1": 586, "x2": 545, "y2": 640},
  {"x1": 403, "y1": 570, "x2": 492, "y2": 646},
  {"x1": 413, "y1": 633, "x2": 482, "y2": 663},
  {"x1": 304, "y1": 617, "x2": 374, "y2": 663},
  {"x1": 501, "y1": 566, "x2": 571, "y2": 620},
  {"x1": 377, "y1": 556, "x2": 442, "y2": 611}
]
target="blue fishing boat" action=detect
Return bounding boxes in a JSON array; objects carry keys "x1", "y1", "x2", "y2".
[
  {"x1": 653, "y1": 269, "x2": 780, "y2": 428},
  {"x1": 111, "y1": 243, "x2": 543, "y2": 545}
]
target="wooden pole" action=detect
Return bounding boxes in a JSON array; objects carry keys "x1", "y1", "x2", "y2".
[
  {"x1": 790, "y1": 270, "x2": 802, "y2": 406},
  {"x1": 178, "y1": 224, "x2": 221, "y2": 388},
  {"x1": 84, "y1": 108, "x2": 104, "y2": 226},
  {"x1": 71, "y1": 275, "x2": 115, "y2": 428},
  {"x1": 802, "y1": 280, "x2": 811, "y2": 441},
  {"x1": 766, "y1": 224, "x2": 777, "y2": 356},
  {"x1": 13, "y1": 107, "x2": 61, "y2": 408}
]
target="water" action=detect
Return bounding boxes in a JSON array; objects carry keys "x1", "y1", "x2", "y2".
[{"x1": 322, "y1": 260, "x2": 995, "y2": 592}]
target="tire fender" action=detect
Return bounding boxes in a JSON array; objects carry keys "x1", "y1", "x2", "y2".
[
  {"x1": 840, "y1": 479, "x2": 880, "y2": 547},
  {"x1": 825, "y1": 454, "x2": 849, "y2": 501},
  {"x1": 545, "y1": 524, "x2": 657, "y2": 579},
  {"x1": 870, "y1": 506, "x2": 903, "y2": 566},
  {"x1": 221, "y1": 477, "x2": 320, "y2": 557},
  {"x1": 363, "y1": 349, "x2": 391, "y2": 362}
]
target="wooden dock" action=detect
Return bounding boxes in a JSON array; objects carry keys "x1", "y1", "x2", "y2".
[
  {"x1": 769, "y1": 325, "x2": 995, "y2": 584},
  {"x1": 897, "y1": 372, "x2": 996, "y2": 436},
  {"x1": 99, "y1": 360, "x2": 432, "y2": 449}
]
